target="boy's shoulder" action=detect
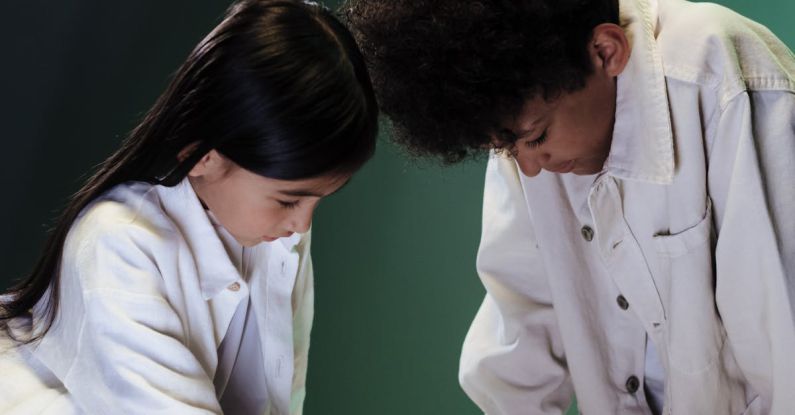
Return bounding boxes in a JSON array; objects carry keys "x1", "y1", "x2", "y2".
[{"x1": 655, "y1": 0, "x2": 795, "y2": 97}]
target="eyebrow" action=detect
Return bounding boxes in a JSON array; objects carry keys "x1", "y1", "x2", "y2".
[{"x1": 277, "y1": 178, "x2": 352, "y2": 198}]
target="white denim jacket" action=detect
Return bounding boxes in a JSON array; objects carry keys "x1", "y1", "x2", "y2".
[
  {"x1": 0, "y1": 178, "x2": 313, "y2": 415},
  {"x1": 459, "y1": 0, "x2": 795, "y2": 414}
]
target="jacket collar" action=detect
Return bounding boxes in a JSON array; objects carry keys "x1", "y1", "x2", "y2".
[
  {"x1": 604, "y1": 0, "x2": 675, "y2": 184},
  {"x1": 157, "y1": 178, "x2": 241, "y2": 300}
]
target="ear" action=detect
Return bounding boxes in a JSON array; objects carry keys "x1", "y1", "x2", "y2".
[
  {"x1": 186, "y1": 148, "x2": 231, "y2": 179},
  {"x1": 589, "y1": 23, "x2": 631, "y2": 77}
]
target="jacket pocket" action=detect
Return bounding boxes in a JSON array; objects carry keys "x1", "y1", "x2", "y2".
[{"x1": 653, "y1": 198, "x2": 725, "y2": 373}]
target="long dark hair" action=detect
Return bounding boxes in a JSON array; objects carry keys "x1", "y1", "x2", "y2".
[{"x1": 1, "y1": 0, "x2": 378, "y2": 342}]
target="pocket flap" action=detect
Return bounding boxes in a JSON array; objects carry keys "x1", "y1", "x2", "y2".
[{"x1": 653, "y1": 198, "x2": 713, "y2": 257}]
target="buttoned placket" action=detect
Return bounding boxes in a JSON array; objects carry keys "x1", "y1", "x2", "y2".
[
  {"x1": 588, "y1": 175, "x2": 666, "y2": 411},
  {"x1": 588, "y1": 177, "x2": 666, "y2": 330},
  {"x1": 249, "y1": 239, "x2": 301, "y2": 415}
]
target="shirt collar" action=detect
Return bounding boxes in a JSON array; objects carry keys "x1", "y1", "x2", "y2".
[
  {"x1": 156, "y1": 178, "x2": 304, "y2": 299},
  {"x1": 604, "y1": 0, "x2": 674, "y2": 184},
  {"x1": 157, "y1": 178, "x2": 242, "y2": 300}
]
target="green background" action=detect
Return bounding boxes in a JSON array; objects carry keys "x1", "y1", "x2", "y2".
[{"x1": 0, "y1": 1, "x2": 791, "y2": 414}]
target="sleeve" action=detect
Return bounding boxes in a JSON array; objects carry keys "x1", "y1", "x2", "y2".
[
  {"x1": 459, "y1": 155, "x2": 574, "y2": 415},
  {"x1": 43, "y1": 219, "x2": 222, "y2": 414},
  {"x1": 289, "y1": 229, "x2": 314, "y2": 415},
  {"x1": 708, "y1": 90, "x2": 795, "y2": 414}
]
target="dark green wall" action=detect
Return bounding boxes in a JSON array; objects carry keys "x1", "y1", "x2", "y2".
[{"x1": 0, "y1": 1, "x2": 791, "y2": 414}]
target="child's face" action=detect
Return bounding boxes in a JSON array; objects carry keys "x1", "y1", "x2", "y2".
[
  {"x1": 189, "y1": 153, "x2": 349, "y2": 247},
  {"x1": 496, "y1": 71, "x2": 617, "y2": 177},
  {"x1": 493, "y1": 23, "x2": 629, "y2": 177}
]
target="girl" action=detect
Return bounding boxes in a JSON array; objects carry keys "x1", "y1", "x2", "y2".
[{"x1": 0, "y1": 0, "x2": 377, "y2": 414}]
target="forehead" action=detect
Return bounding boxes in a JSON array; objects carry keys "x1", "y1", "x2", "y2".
[{"x1": 506, "y1": 96, "x2": 557, "y2": 129}]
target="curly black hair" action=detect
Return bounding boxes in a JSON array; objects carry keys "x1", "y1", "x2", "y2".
[{"x1": 342, "y1": 0, "x2": 619, "y2": 163}]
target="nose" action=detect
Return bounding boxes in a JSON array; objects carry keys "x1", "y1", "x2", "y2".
[
  {"x1": 514, "y1": 148, "x2": 550, "y2": 177},
  {"x1": 287, "y1": 204, "x2": 314, "y2": 234}
]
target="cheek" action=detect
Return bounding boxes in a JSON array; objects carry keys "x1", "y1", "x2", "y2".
[
  {"x1": 551, "y1": 125, "x2": 588, "y2": 157},
  {"x1": 249, "y1": 205, "x2": 285, "y2": 231},
  {"x1": 225, "y1": 200, "x2": 283, "y2": 237},
  {"x1": 566, "y1": 115, "x2": 609, "y2": 154}
]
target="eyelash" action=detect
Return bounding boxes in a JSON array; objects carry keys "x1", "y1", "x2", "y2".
[
  {"x1": 524, "y1": 130, "x2": 548, "y2": 149},
  {"x1": 278, "y1": 200, "x2": 299, "y2": 209}
]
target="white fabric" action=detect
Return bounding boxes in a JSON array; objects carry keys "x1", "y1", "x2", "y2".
[
  {"x1": 459, "y1": 0, "x2": 795, "y2": 414},
  {"x1": 0, "y1": 177, "x2": 314, "y2": 415},
  {"x1": 217, "y1": 298, "x2": 270, "y2": 414},
  {"x1": 215, "y1": 298, "x2": 251, "y2": 401},
  {"x1": 210, "y1": 210, "x2": 270, "y2": 414}
]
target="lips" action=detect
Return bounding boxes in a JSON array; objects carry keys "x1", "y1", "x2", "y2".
[{"x1": 262, "y1": 232, "x2": 294, "y2": 242}]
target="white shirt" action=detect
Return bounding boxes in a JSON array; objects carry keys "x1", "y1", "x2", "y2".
[
  {"x1": 459, "y1": 0, "x2": 795, "y2": 414},
  {"x1": 0, "y1": 178, "x2": 314, "y2": 415},
  {"x1": 209, "y1": 210, "x2": 270, "y2": 414}
]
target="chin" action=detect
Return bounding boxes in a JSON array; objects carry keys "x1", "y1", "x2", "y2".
[
  {"x1": 573, "y1": 160, "x2": 607, "y2": 175},
  {"x1": 237, "y1": 238, "x2": 261, "y2": 247},
  {"x1": 572, "y1": 166, "x2": 596, "y2": 175}
]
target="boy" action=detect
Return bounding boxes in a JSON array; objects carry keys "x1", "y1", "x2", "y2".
[{"x1": 344, "y1": 0, "x2": 795, "y2": 414}]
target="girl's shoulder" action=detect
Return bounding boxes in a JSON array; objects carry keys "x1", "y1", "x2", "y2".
[
  {"x1": 70, "y1": 181, "x2": 179, "y2": 247},
  {"x1": 59, "y1": 180, "x2": 194, "y2": 299}
]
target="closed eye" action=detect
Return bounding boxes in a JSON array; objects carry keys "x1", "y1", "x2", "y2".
[
  {"x1": 277, "y1": 200, "x2": 299, "y2": 209},
  {"x1": 493, "y1": 128, "x2": 547, "y2": 156},
  {"x1": 524, "y1": 130, "x2": 548, "y2": 149}
]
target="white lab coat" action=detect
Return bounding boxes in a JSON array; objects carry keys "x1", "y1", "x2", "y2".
[
  {"x1": 0, "y1": 178, "x2": 313, "y2": 415},
  {"x1": 459, "y1": 0, "x2": 795, "y2": 414}
]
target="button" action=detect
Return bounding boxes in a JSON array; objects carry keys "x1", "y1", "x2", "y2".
[
  {"x1": 227, "y1": 282, "x2": 241, "y2": 292},
  {"x1": 581, "y1": 226, "x2": 594, "y2": 242},
  {"x1": 280, "y1": 261, "x2": 286, "y2": 276},
  {"x1": 625, "y1": 375, "x2": 640, "y2": 394},
  {"x1": 616, "y1": 295, "x2": 629, "y2": 310}
]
